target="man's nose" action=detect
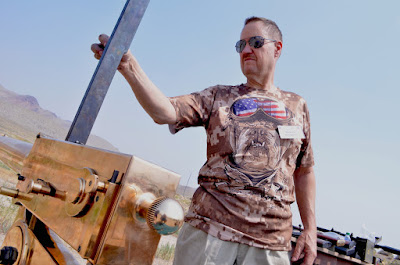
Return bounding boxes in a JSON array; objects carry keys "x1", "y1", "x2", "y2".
[{"x1": 242, "y1": 41, "x2": 253, "y2": 53}]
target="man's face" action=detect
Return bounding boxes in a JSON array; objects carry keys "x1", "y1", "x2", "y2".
[{"x1": 239, "y1": 21, "x2": 277, "y2": 80}]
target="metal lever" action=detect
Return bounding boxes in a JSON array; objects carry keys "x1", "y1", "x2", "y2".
[{"x1": 66, "y1": 0, "x2": 150, "y2": 144}]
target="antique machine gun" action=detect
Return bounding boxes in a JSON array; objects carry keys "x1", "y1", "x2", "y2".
[
  {"x1": 0, "y1": 0, "x2": 184, "y2": 264},
  {"x1": 0, "y1": 135, "x2": 183, "y2": 265},
  {"x1": 292, "y1": 226, "x2": 400, "y2": 265}
]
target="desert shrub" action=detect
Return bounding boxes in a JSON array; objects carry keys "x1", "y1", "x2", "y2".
[{"x1": 155, "y1": 242, "x2": 175, "y2": 261}]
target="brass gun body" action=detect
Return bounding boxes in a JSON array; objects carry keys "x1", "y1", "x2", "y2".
[{"x1": 0, "y1": 135, "x2": 183, "y2": 265}]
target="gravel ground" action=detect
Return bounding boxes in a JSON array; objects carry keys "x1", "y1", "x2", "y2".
[
  {"x1": 153, "y1": 234, "x2": 178, "y2": 265},
  {"x1": 158, "y1": 234, "x2": 178, "y2": 247}
]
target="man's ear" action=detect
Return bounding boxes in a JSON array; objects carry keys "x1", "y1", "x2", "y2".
[{"x1": 275, "y1": 41, "x2": 283, "y2": 58}]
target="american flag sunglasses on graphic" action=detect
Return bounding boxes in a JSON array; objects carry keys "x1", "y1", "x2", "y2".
[{"x1": 232, "y1": 98, "x2": 288, "y2": 119}]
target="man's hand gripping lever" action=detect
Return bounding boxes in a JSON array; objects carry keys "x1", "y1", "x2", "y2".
[
  {"x1": 91, "y1": 34, "x2": 177, "y2": 125},
  {"x1": 91, "y1": 34, "x2": 133, "y2": 73}
]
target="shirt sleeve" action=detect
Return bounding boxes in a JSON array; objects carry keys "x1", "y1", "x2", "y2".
[
  {"x1": 168, "y1": 86, "x2": 217, "y2": 134},
  {"x1": 296, "y1": 100, "x2": 315, "y2": 168}
]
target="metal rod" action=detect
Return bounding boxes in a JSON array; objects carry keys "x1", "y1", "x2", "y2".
[{"x1": 66, "y1": 0, "x2": 150, "y2": 144}]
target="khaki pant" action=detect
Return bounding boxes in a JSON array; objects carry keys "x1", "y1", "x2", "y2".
[{"x1": 173, "y1": 223, "x2": 290, "y2": 265}]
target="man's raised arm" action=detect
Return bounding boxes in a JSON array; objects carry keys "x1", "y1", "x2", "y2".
[{"x1": 91, "y1": 34, "x2": 176, "y2": 125}]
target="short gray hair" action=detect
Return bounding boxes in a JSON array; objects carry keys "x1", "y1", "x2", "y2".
[{"x1": 244, "y1": 16, "x2": 283, "y2": 42}]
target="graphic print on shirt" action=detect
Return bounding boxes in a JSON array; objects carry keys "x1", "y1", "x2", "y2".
[{"x1": 224, "y1": 96, "x2": 295, "y2": 199}]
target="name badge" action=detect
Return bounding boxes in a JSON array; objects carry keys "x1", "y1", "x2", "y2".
[{"x1": 277, "y1": 125, "x2": 305, "y2": 139}]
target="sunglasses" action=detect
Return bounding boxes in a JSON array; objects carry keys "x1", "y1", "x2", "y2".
[
  {"x1": 232, "y1": 97, "x2": 288, "y2": 120},
  {"x1": 235, "y1": 36, "x2": 277, "y2": 53}
]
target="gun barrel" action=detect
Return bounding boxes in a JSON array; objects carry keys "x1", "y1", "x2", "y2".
[
  {"x1": 375, "y1": 244, "x2": 400, "y2": 255},
  {"x1": 0, "y1": 135, "x2": 32, "y2": 172}
]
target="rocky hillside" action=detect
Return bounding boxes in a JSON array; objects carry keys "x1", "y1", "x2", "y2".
[{"x1": 0, "y1": 83, "x2": 118, "y2": 151}]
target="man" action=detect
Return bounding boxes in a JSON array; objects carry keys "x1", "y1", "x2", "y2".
[{"x1": 92, "y1": 16, "x2": 317, "y2": 265}]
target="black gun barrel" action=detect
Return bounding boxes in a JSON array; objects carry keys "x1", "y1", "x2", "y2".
[{"x1": 375, "y1": 244, "x2": 400, "y2": 255}]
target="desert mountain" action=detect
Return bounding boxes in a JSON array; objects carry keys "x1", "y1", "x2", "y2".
[{"x1": 0, "y1": 83, "x2": 118, "y2": 151}]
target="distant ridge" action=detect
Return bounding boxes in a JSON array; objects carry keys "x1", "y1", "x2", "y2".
[{"x1": 0, "y1": 83, "x2": 118, "y2": 151}]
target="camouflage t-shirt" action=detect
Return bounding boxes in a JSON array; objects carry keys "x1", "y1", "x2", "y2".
[{"x1": 169, "y1": 84, "x2": 314, "y2": 251}]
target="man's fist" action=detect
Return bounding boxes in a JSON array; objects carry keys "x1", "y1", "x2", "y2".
[{"x1": 90, "y1": 34, "x2": 133, "y2": 72}]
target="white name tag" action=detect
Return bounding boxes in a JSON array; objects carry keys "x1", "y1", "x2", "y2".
[{"x1": 277, "y1": 125, "x2": 305, "y2": 139}]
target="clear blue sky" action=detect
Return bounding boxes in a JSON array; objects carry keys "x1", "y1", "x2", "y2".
[{"x1": 1, "y1": 0, "x2": 399, "y2": 248}]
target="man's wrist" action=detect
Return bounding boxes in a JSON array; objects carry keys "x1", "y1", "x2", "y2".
[{"x1": 302, "y1": 226, "x2": 317, "y2": 234}]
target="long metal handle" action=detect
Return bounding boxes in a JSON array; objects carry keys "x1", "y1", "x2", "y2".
[{"x1": 66, "y1": 0, "x2": 150, "y2": 144}]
